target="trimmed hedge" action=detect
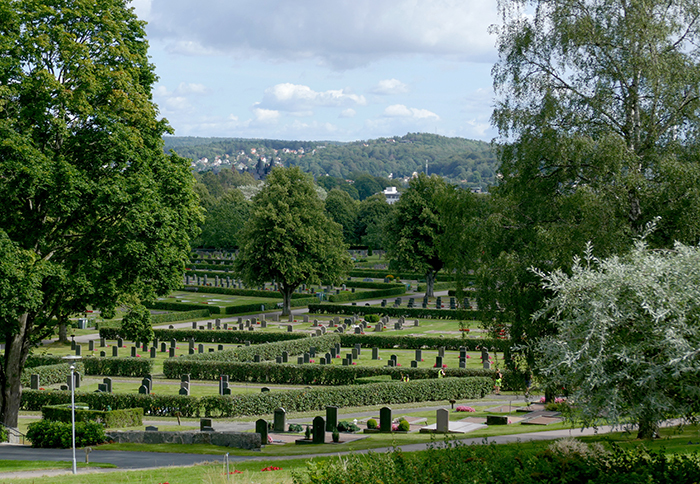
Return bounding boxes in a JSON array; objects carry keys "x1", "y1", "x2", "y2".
[
  {"x1": 187, "y1": 263, "x2": 235, "y2": 271},
  {"x1": 337, "y1": 334, "x2": 511, "y2": 353},
  {"x1": 25, "y1": 355, "x2": 65, "y2": 368},
  {"x1": 344, "y1": 281, "x2": 406, "y2": 290},
  {"x1": 174, "y1": 334, "x2": 340, "y2": 363},
  {"x1": 20, "y1": 363, "x2": 85, "y2": 388},
  {"x1": 27, "y1": 420, "x2": 105, "y2": 448},
  {"x1": 152, "y1": 309, "x2": 212, "y2": 324},
  {"x1": 349, "y1": 270, "x2": 457, "y2": 282},
  {"x1": 201, "y1": 377, "x2": 492, "y2": 417},
  {"x1": 328, "y1": 286, "x2": 406, "y2": 303},
  {"x1": 182, "y1": 285, "x2": 311, "y2": 299},
  {"x1": 146, "y1": 301, "x2": 214, "y2": 313},
  {"x1": 82, "y1": 357, "x2": 153, "y2": 377},
  {"x1": 308, "y1": 303, "x2": 485, "y2": 321},
  {"x1": 416, "y1": 281, "x2": 455, "y2": 292},
  {"x1": 161, "y1": 359, "x2": 520, "y2": 388},
  {"x1": 41, "y1": 405, "x2": 143, "y2": 428},
  {"x1": 21, "y1": 390, "x2": 201, "y2": 417},
  {"x1": 153, "y1": 328, "x2": 307, "y2": 344}
]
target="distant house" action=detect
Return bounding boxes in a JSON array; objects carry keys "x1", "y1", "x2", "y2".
[{"x1": 383, "y1": 186, "x2": 400, "y2": 205}]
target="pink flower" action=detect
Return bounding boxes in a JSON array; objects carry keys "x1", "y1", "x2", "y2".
[
  {"x1": 456, "y1": 406, "x2": 476, "y2": 412},
  {"x1": 466, "y1": 355, "x2": 470, "y2": 359},
  {"x1": 352, "y1": 362, "x2": 357, "y2": 365}
]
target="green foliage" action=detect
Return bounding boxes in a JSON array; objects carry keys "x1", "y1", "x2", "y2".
[
  {"x1": 41, "y1": 405, "x2": 143, "y2": 428},
  {"x1": 24, "y1": 355, "x2": 65, "y2": 368},
  {"x1": 415, "y1": 281, "x2": 454, "y2": 293},
  {"x1": 20, "y1": 363, "x2": 85, "y2": 388},
  {"x1": 385, "y1": 174, "x2": 447, "y2": 296},
  {"x1": 153, "y1": 328, "x2": 307, "y2": 344},
  {"x1": 309, "y1": 303, "x2": 484, "y2": 321},
  {"x1": 324, "y1": 188, "x2": 359, "y2": 244},
  {"x1": 288, "y1": 423, "x2": 303, "y2": 433},
  {"x1": 21, "y1": 390, "x2": 201, "y2": 418},
  {"x1": 364, "y1": 314, "x2": 380, "y2": 323},
  {"x1": 366, "y1": 418, "x2": 377, "y2": 429},
  {"x1": 120, "y1": 305, "x2": 154, "y2": 346},
  {"x1": 292, "y1": 439, "x2": 700, "y2": 484},
  {"x1": 150, "y1": 309, "x2": 212, "y2": 325},
  {"x1": 82, "y1": 358, "x2": 153, "y2": 378},
  {"x1": 233, "y1": 167, "x2": 353, "y2": 315},
  {"x1": 27, "y1": 420, "x2": 105, "y2": 449},
  {"x1": 397, "y1": 419, "x2": 410, "y2": 431},
  {"x1": 355, "y1": 193, "x2": 393, "y2": 249},
  {"x1": 0, "y1": 425, "x2": 7, "y2": 443},
  {"x1": 534, "y1": 239, "x2": 700, "y2": 438},
  {"x1": 0, "y1": 0, "x2": 201, "y2": 427},
  {"x1": 337, "y1": 421, "x2": 360, "y2": 433},
  {"x1": 201, "y1": 377, "x2": 491, "y2": 417},
  {"x1": 196, "y1": 189, "x2": 251, "y2": 249},
  {"x1": 328, "y1": 286, "x2": 406, "y2": 303},
  {"x1": 181, "y1": 285, "x2": 312, "y2": 299},
  {"x1": 348, "y1": 269, "x2": 456, "y2": 282}
]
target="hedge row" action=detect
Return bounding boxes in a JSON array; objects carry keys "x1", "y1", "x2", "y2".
[
  {"x1": 344, "y1": 281, "x2": 406, "y2": 290},
  {"x1": 200, "y1": 377, "x2": 492, "y2": 417},
  {"x1": 187, "y1": 263, "x2": 235, "y2": 271},
  {"x1": 337, "y1": 334, "x2": 511, "y2": 353},
  {"x1": 27, "y1": 420, "x2": 105, "y2": 448},
  {"x1": 41, "y1": 405, "x2": 143, "y2": 428},
  {"x1": 328, "y1": 286, "x2": 406, "y2": 303},
  {"x1": 82, "y1": 357, "x2": 153, "y2": 377},
  {"x1": 415, "y1": 281, "x2": 455, "y2": 292},
  {"x1": 21, "y1": 390, "x2": 201, "y2": 417},
  {"x1": 161, "y1": 359, "x2": 522, "y2": 388},
  {"x1": 176, "y1": 334, "x2": 341, "y2": 363},
  {"x1": 152, "y1": 309, "x2": 212, "y2": 324},
  {"x1": 152, "y1": 328, "x2": 307, "y2": 344},
  {"x1": 22, "y1": 377, "x2": 490, "y2": 418},
  {"x1": 25, "y1": 355, "x2": 65, "y2": 368},
  {"x1": 182, "y1": 285, "x2": 311, "y2": 299},
  {"x1": 349, "y1": 270, "x2": 457, "y2": 282},
  {"x1": 20, "y1": 363, "x2": 85, "y2": 387},
  {"x1": 146, "y1": 301, "x2": 215, "y2": 313},
  {"x1": 308, "y1": 304, "x2": 485, "y2": 321}
]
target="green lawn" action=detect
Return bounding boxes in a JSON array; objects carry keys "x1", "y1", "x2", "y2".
[{"x1": 0, "y1": 460, "x2": 116, "y2": 473}]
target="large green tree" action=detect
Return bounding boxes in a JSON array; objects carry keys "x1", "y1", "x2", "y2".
[
  {"x1": 385, "y1": 174, "x2": 446, "y2": 297},
  {"x1": 355, "y1": 194, "x2": 393, "y2": 251},
  {"x1": 0, "y1": 0, "x2": 200, "y2": 428},
  {"x1": 234, "y1": 167, "x2": 352, "y2": 315},
  {"x1": 482, "y1": 0, "x2": 700, "y2": 366},
  {"x1": 324, "y1": 188, "x2": 359, "y2": 245},
  {"x1": 197, "y1": 189, "x2": 251, "y2": 249},
  {"x1": 533, "y1": 236, "x2": 700, "y2": 439}
]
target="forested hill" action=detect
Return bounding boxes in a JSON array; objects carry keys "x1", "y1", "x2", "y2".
[{"x1": 163, "y1": 132, "x2": 498, "y2": 188}]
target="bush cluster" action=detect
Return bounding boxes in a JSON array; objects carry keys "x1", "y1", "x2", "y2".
[
  {"x1": 26, "y1": 420, "x2": 105, "y2": 448},
  {"x1": 25, "y1": 355, "x2": 65, "y2": 368},
  {"x1": 41, "y1": 405, "x2": 143, "y2": 428},
  {"x1": 82, "y1": 357, "x2": 153, "y2": 377},
  {"x1": 344, "y1": 281, "x2": 406, "y2": 290},
  {"x1": 20, "y1": 363, "x2": 85, "y2": 388},
  {"x1": 348, "y1": 269, "x2": 457, "y2": 282},
  {"x1": 151, "y1": 309, "x2": 212, "y2": 324},
  {"x1": 200, "y1": 377, "x2": 491, "y2": 417},
  {"x1": 293, "y1": 439, "x2": 700, "y2": 484},
  {"x1": 21, "y1": 390, "x2": 201, "y2": 417},
  {"x1": 182, "y1": 285, "x2": 311, "y2": 299},
  {"x1": 176, "y1": 334, "x2": 340, "y2": 364},
  {"x1": 328, "y1": 286, "x2": 406, "y2": 303},
  {"x1": 153, "y1": 328, "x2": 307, "y2": 344},
  {"x1": 416, "y1": 281, "x2": 455, "y2": 292},
  {"x1": 309, "y1": 304, "x2": 484, "y2": 321},
  {"x1": 337, "y1": 334, "x2": 510, "y2": 352}
]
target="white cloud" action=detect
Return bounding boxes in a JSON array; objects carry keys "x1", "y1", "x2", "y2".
[
  {"x1": 253, "y1": 107, "x2": 280, "y2": 124},
  {"x1": 372, "y1": 79, "x2": 409, "y2": 95},
  {"x1": 259, "y1": 83, "x2": 366, "y2": 112},
  {"x1": 146, "y1": 0, "x2": 499, "y2": 68},
  {"x1": 383, "y1": 104, "x2": 440, "y2": 121},
  {"x1": 340, "y1": 108, "x2": 356, "y2": 118}
]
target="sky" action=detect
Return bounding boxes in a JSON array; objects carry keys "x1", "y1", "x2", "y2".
[{"x1": 130, "y1": 0, "x2": 501, "y2": 142}]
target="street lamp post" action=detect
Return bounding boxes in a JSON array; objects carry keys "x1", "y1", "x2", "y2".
[{"x1": 62, "y1": 355, "x2": 81, "y2": 475}]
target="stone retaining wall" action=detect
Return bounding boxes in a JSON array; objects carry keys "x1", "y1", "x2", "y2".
[{"x1": 105, "y1": 430, "x2": 261, "y2": 450}]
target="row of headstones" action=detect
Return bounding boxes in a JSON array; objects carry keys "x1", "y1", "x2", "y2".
[
  {"x1": 74, "y1": 336, "x2": 232, "y2": 358},
  {"x1": 380, "y1": 296, "x2": 470, "y2": 310}
]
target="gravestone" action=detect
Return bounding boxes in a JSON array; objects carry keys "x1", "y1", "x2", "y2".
[
  {"x1": 342, "y1": 358, "x2": 349, "y2": 366},
  {"x1": 100, "y1": 338, "x2": 106, "y2": 347},
  {"x1": 320, "y1": 357, "x2": 326, "y2": 365},
  {"x1": 303, "y1": 315, "x2": 309, "y2": 323},
  {"x1": 117, "y1": 338, "x2": 123, "y2": 348},
  {"x1": 181, "y1": 374, "x2": 190, "y2": 383},
  {"x1": 414, "y1": 319, "x2": 420, "y2": 327},
  {"x1": 256, "y1": 419, "x2": 268, "y2": 444},
  {"x1": 303, "y1": 353, "x2": 310, "y2": 364},
  {"x1": 31, "y1": 374, "x2": 39, "y2": 390},
  {"x1": 260, "y1": 320, "x2": 267, "y2": 328},
  {"x1": 297, "y1": 356, "x2": 304, "y2": 365},
  {"x1": 141, "y1": 377, "x2": 152, "y2": 394},
  {"x1": 218, "y1": 344, "x2": 224, "y2": 351},
  {"x1": 372, "y1": 347, "x2": 379, "y2": 360},
  {"x1": 178, "y1": 386, "x2": 189, "y2": 396},
  {"x1": 354, "y1": 326, "x2": 362, "y2": 334},
  {"x1": 435, "y1": 356, "x2": 443, "y2": 368},
  {"x1": 131, "y1": 347, "x2": 137, "y2": 357},
  {"x1": 100, "y1": 351, "x2": 106, "y2": 357},
  {"x1": 200, "y1": 418, "x2": 214, "y2": 432},
  {"x1": 325, "y1": 352, "x2": 332, "y2": 363},
  {"x1": 88, "y1": 340, "x2": 94, "y2": 352},
  {"x1": 219, "y1": 375, "x2": 230, "y2": 395},
  {"x1": 411, "y1": 360, "x2": 418, "y2": 368},
  {"x1": 459, "y1": 359, "x2": 466, "y2": 369},
  {"x1": 170, "y1": 338, "x2": 177, "y2": 348},
  {"x1": 198, "y1": 344, "x2": 204, "y2": 354},
  {"x1": 150, "y1": 347, "x2": 156, "y2": 358},
  {"x1": 75, "y1": 345, "x2": 82, "y2": 356},
  {"x1": 287, "y1": 325, "x2": 293, "y2": 333},
  {"x1": 276, "y1": 356, "x2": 282, "y2": 364},
  {"x1": 309, "y1": 347, "x2": 316, "y2": 358},
  {"x1": 112, "y1": 346, "x2": 119, "y2": 357},
  {"x1": 415, "y1": 349, "x2": 422, "y2": 361},
  {"x1": 326, "y1": 406, "x2": 338, "y2": 431},
  {"x1": 207, "y1": 322, "x2": 212, "y2": 330},
  {"x1": 483, "y1": 360, "x2": 491, "y2": 369},
  {"x1": 352, "y1": 348, "x2": 359, "y2": 359},
  {"x1": 192, "y1": 322, "x2": 197, "y2": 329},
  {"x1": 282, "y1": 351, "x2": 288, "y2": 363},
  {"x1": 103, "y1": 377, "x2": 112, "y2": 393},
  {"x1": 142, "y1": 343, "x2": 148, "y2": 352},
  {"x1": 313, "y1": 416, "x2": 325, "y2": 444},
  {"x1": 254, "y1": 355, "x2": 261, "y2": 363},
  {"x1": 138, "y1": 384, "x2": 148, "y2": 394},
  {"x1": 273, "y1": 408, "x2": 286, "y2": 432},
  {"x1": 438, "y1": 347, "x2": 445, "y2": 358},
  {"x1": 160, "y1": 342, "x2": 167, "y2": 352},
  {"x1": 261, "y1": 387, "x2": 270, "y2": 392},
  {"x1": 380, "y1": 407, "x2": 392, "y2": 433},
  {"x1": 436, "y1": 408, "x2": 449, "y2": 433},
  {"x1": 169, "y1": 347, "x2": 175, "y2": 358}
]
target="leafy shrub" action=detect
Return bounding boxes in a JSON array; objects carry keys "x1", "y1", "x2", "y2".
[
  {"x1": 153, "y1": 328, "x2": 307, "y2": 345},
  {"x1": 25, "y1": 355, "x2": 65, "y2": 368},
  {"x1": 349, "y1": 269, "x2": 457, "y2": 282},
  {"x1": 366, "y1": 418, "x2": 377, "y2": 429},
  {"x1": 337, "y1": 421, "x2": 360, "y2": 433},
  {"x1": 337, "y1": 333, "x2": 510, "y2": 353},
  {"x1": 82, "y1": 357, "x2": 153, "y2": 377},
  {"x1": 364, "y1": 314, "x2": 380, "y2": 323},
  {"x1": 328, "y1": 286, "x2": 406, "y2": 303},
  {"x1": 288, "y1": 423, "x2": 303, "y2": 433},
  {"x1": 182, "y1": 285, "x2": 312, "y2": 299},
  {"x1": 397, "y1": 419, "x2": 410, "y2": 431},
  {"x1": 20, "y1": 363, "x2": 85, "y2": 387},
  {"x1": 0, "y1": 426, "x2": 7, "y2": 442},
  {"x1": 27, "y1": 420, "x2": 105, "y2": 448},
  {"x1": 309, "y1": 303, "x2": 484, "y2": 321},
  {"x1": 41, "y1": 405, "x2": 143, "y2": 428}
]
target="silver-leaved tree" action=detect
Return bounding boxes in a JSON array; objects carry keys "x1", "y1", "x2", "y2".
[{"x1": 533, "y1": 232, "x2": 700, "y2": 439}]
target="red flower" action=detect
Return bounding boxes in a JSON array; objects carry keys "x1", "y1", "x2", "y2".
[{"x1": 261, "y1": 466, "x2": 282, "y2": 472}]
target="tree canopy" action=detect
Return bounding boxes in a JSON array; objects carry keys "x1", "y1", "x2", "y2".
[
  {"x1": 0, "y1": 0, "x2": 200, "y2": 428},
  {"x1": 385, "y1": 174, "x2": 446, "y2": 296},
  {"x1": 233, "y1": 167, "x2": 352, "y2": 315},
  {"x1": 533, "y1": 236, "x2": 700, "y2": 439}
]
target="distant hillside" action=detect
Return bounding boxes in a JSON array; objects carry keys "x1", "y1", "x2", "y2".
[{"x1": 163, "y1": 133, "x2": 499, "y2": 189}]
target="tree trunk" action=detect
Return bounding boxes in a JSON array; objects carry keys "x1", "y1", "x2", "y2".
[
  {"x1": 280, "y1": 284, "x2": 296, "y2": 316},
  {"x1": 636, "y1": 414, "x2": 658, "y2": 440},
  {"x1": 57, "y1": 321, "x2": 68, "y2": 344},
  {"x1": 1, "y1": 314, "x2": 30, "y2": 429},
  {"x1": 425, "y1": 271, "x2": 436, "y2": 298}
]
